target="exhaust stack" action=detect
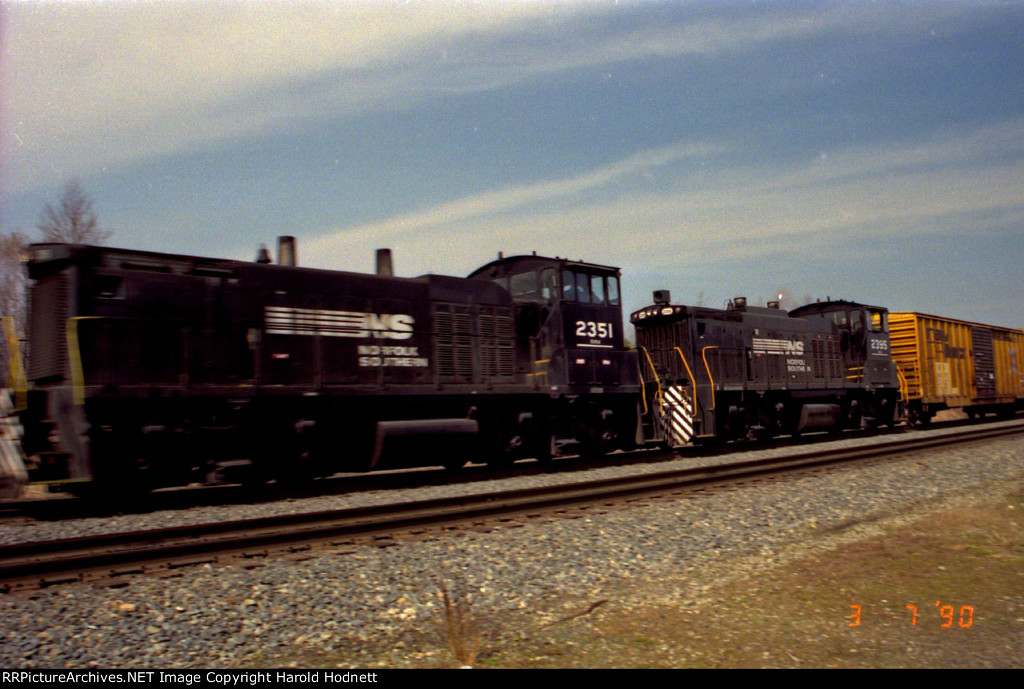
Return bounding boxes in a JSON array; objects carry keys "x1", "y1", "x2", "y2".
[
  {"x1": 376, "y1": 248, "x2": 394, "y2": 277},
  {"x1": 278, "y1": 236, "x2": 297, "y2": 267}
]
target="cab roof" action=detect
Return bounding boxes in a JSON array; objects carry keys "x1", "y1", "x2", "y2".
[
  {"x1": 789, "y1": 300, "x2": 889, "y2": 318},
  {"x1": 468, "y1": 254, "x2": 620, "y2": 280}
]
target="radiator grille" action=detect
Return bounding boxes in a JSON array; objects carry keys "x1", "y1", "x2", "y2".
[
  {"x1": 636, "y1": 321, "x2": 688, "y2": 381},
  {"x1": 28, "y1": 273, "x2": 70, "y2": 382},
  {"x1": 810, "y1": 338, "x2": 842, "y2": 380},
  {"x1": 478, "y1": 314, "x2": 514, "y2": 377},
  {"x1": 434, "y1": 307, "x2": 514, "y2": 382},
  {"x1": 434, "y1": 309, "x2": 473, "y2": 380}
]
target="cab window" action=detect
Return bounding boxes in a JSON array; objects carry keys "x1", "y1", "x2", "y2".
[
  {"x1": 562, "y1": 270, "x2": 577, "y2": 302},
  {"x1": 577, "y1": 275, "x2": 591, "y2": 303},
  {"x1": 540, "y1": 268, "x2": 557, "y2": 301},
  {"x1": 607, "y1": 276, "x2": 620, "y2": 306},
  {"x1": 870, "y1": 310, "x2": 887, "y2": 333},
  {"x1": 564, "y1": 270, "x2": 590, "y2": 303},
  {"x1": 850, "y1": 310, "x2": 864, "y2": 334},
  {"x1": 561, "y1": 269, "x2": 619, "y2": 305},
  {"x1": 510, "y1": 271, "x2": 538, "y2": 299}
]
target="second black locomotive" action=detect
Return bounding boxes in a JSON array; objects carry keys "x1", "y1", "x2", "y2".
[{"x1": 632, "y1": 292, "x2": 901, "y2": 445}]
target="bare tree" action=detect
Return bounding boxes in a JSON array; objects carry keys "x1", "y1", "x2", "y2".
[
  {"x1": 2, "y1": 180, "x2": 111, "y2": 386},
  {"x1": 36, "y1": 179, "x2": 112, "y2": 244}
]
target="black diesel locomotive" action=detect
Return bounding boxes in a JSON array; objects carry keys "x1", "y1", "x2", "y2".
[
  {"x1": 631, "y1": 291, "x2": 902, "y2": 446},
  {"x1": 15, "y1": 240, "x2": 640, "y2": 493}
]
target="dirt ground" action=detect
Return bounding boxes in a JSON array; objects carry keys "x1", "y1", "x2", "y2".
[
  {"x1": 253, "y1": 473, "x2": 1024, "y2": 669},
  {"x1": 476, "y1": 480, "x2": 1024, "y2": 669}
]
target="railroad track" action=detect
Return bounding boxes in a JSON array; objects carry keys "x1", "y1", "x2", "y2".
[
  {"x1": 2, "y1": 420, "x2": 1022, "y2": 594},
  {"x1": 0, "y1": 414, "x2": 985, "y2": 518}
]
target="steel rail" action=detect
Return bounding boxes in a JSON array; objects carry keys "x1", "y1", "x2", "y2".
[{"x1": 2, "y1": 421, "x2": 1022, "y2": 593}]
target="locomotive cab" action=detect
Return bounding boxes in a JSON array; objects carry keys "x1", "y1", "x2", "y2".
[
  {"x1": 469, "y1": 254, "x2": 640, "y2": 454},
  {"x1": 468, "y1": 254, "x2": 630, "y2": 386},
  {"x1": 788, "y1": 301, "x2": 898, "y2": 391}
]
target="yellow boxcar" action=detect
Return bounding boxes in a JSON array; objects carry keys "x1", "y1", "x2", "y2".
[{"x1": 889, "y1": 312, "x2": 1024, "y2": 422}]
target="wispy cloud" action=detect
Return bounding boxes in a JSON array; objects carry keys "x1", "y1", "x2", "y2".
[
  {"x1": 302, "y1": 140, "x2": 720, "y2": 261},
  {"x1": 2, "y1": 2, "x2": 581, "y2": 190},
  {"x1": 3, "y1": 1, "x2": 969, "y2": 192},
  {"x1": 302, "y1": 117, "x2": 1024, "y2": 278}
]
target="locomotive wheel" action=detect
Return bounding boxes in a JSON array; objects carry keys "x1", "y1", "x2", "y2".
[
  {"x1": 484, "y1": 412, "x2": 546, "y2": 467},
  {"x1": 486, "y1": 427, "x2": 529, "y2": 468},
  {"x1": 577, "y1": 414, "x2": 617, "y2": 458},
  {"x1": 273, "y1": 420, "x2": 321, "y2": 488},
  {"x1": 567, "y1": 398, "x2": 618, "y2": 458},
  {"x1": 533, "y1": 433, "x2": 555, "y2": 463}
]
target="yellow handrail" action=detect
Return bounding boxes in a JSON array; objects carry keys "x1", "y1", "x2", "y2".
[
  {"x1": 895, "y1": 363, "x2": 909, "y2": 403},
  {"x1": 701, "y1": 346, "x2": 719, "y2": 411},
  {"x1": 637, "y1": 346, "x2": 663, "y2": 416},
  {"x1": 672, "y1": 346, "x2": 698, "y2": 415},
  {"x1": 636, "y1": 356, "x2": 648, "y2": 415},
  {"x1": 67, "y1": 317, "x2": 102, "y2": 405},
  {"x1": 2, "y1": 317, "x2": 28, "y2": 410}
]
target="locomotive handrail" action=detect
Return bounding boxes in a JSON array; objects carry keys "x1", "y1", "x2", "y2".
[
  {"x1": 635, "y1": 356, "x2": 648, "y2": 415},
  {"x1": 2, "y1": 317, "x2": 27, "y2": 411},
  {"x1": 637, "y1": 346, "x2": 663, "y2": 415},
  {"x1": 672, "y1": 346, "x2": 699, "y2": 416},
  {"x1": 66, "y1": 317, "x2": 104, "y2": 406},
  {"x1": 530, "y1": 357, "x2": 550, "y2": 391},
  {"x1": 846, "y1": 365, "x2": 864, "y2": 383},
  {"x1": 895, "y1": 364, "x2": 909, "y2": 403},
  {"x1": 701, "y1": 346, "x2": 719, "y2": 411},
  {"x1": 530, "y1": 336, "x2": 545, "y2": 390}
]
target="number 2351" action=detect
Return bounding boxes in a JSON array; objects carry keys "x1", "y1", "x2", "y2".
[{"x1": 575, "y1": 321, "x2": 613, "y2": 338}]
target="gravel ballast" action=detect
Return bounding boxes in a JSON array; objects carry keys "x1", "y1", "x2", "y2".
[{"x1": 1, "y1": 421, "x2": 1022, "y2": 668}]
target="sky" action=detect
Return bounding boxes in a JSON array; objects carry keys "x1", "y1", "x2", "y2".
[{"x1": 1, "y1": 0, "x2": 1023, "y2": 329}]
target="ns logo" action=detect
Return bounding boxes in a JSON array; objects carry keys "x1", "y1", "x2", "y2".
[{"x1": 362, "y1": 313, "x2": 415, "y2": 340}]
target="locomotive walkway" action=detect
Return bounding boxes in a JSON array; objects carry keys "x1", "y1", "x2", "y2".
[{"x1": 2, "y1": 420, "x2": 1022, "y2": 594}]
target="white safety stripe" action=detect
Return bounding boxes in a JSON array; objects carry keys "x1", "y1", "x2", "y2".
[{"x1": 661, "y1": 385, "x2": 694, "y2": 446}]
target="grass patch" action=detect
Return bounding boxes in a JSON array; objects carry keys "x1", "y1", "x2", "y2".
[{"x1": 435, "y1": 578, "x2": 481, "y2": 667}]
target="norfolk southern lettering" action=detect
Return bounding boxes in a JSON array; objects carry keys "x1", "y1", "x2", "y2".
[
  {"x1": 265, "y1": 307, "x2": 415, "y2": 340},
  {"x1": 357, "y1": 344, "x2": 429, "y2": 368}
]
